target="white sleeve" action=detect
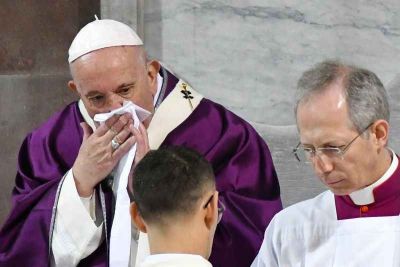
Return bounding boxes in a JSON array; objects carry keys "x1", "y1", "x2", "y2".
[
  {"x1": 250, "y1": 218, "x2": 279, "y2": 267},
  {"x1": 51, "y1": 170, "x2": 104, "y2": 266}
]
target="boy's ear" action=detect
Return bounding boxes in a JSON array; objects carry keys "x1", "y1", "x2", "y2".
[
  {"x1": 130, "y1": 202, "x2": 147, "y2": 233},
  {"x1": 204, "y1": 192, "x2": 218, "y2": 230}
]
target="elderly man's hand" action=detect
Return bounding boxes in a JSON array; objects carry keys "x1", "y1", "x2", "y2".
[
  {"x1": 132, "y1": 122, "x2": 150, "y2": 166},
  {"x1": 72, "y1": 113, "x2": 136, "y2": 197},
  {"x1": 128, "y1": 122, "x2": 150, "y2": 199}
]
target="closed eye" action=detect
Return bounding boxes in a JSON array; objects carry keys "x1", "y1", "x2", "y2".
[
  {"x1": 116, "y1": 82, "x2": 135, "y2": 95},
  {"x1": 119, "y1": 87, "x2": 131, "y2": 94},
  {"x1": 88, "y1": 95, "x2": 104, "y2": 102}
]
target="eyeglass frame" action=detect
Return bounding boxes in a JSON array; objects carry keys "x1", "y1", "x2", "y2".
[
  {"x1": 292, "y1": 123, "x2": 373, "y2": 163},
  {"x1": 203, "y1": 193, "x2": 225, "y2": 223}
]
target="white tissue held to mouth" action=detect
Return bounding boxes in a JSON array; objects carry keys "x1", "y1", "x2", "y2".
[
  {"x1": 93, "y1": 101, "x2": 151, "y2": 127},
  {"x1": 92, "y1": 101, "x2": 150, "y2": 267}
]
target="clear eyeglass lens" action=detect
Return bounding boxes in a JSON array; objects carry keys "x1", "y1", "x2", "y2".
[
  {"x1": 295, "y1": 147, "x2": 342, "y2": 162},
  {"x1": 320, "y1": 147, "x2": 342, "y2": 158},
  {"x1": 295, "y1": 148, "x2": 313, "y2": 163}
]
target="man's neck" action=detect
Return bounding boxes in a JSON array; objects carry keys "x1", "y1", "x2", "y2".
[
  {"x1": 147, "y1": 223, "x2": 209, "y2": 259},
  {"x1": 349, "y1": 148, "x2": 395, "y2": 205}
]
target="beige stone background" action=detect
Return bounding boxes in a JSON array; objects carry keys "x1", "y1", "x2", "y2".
[
  {"x1": 1, "y1": 1, "x2": 400, "y2": 227},
  {"x1": 0, "y1": 1, "x2": 98, "y2": 225}
]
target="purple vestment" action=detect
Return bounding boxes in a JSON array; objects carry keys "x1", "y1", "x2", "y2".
[{"x1": 0, "y1": 67, "x2": 282, "y2": 267}]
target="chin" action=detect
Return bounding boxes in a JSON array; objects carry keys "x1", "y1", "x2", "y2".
[
  {"x1": 325, "y1": 181, "x2": 347, "y2": 196},
  {"x1": 328, "y1": 187, "x2": 353, "y2": 196}
]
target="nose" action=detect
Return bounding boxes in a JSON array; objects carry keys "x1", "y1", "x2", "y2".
[
  {"x1": 108, "y1": 94, "x2": 124, "y2": 111},
  {"x1": 312, "y1": 153, "x2": 334, "y2": 176}
]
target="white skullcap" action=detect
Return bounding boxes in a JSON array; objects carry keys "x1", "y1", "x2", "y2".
[{"x1": 68, "y1": 17, "x2": 143, "y2": 63}]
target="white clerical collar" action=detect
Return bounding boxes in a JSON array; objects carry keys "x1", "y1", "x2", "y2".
[
  {"x1": 143, "y1": 253, "x2": 211, "y2": 266},
  {"x1": 153, "y1": 73, "x2": 163, "y2": 106},
  {"x1": 78, "y1": 73, "x2": 164, "y2": 131},
  {"x1": 349, "y1": 149, "x2": 398, "y2": 205}
]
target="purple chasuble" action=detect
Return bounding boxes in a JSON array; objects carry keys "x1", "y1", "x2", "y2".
[
  {"x1": 0, "y1": 67, "x2": 282, "y2": 267},
  {"x1": 335, "y1": 155, "x2": 400, "y2": 220}
]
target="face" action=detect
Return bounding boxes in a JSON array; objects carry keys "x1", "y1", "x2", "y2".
[
  {"x1": 69, "y1": 46, "x2": 160, "y2": 126},
  {"x1": 296, "y1": 82, "x2": 386, "y2": 195}
]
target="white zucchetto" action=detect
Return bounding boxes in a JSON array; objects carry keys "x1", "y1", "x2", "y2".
[{"x1": 68, "y1": 17, "x2": 143, "y2": 63}]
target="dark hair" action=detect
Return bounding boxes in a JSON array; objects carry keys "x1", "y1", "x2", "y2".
[
  {"x1": 295, "y1": 59, "x2": 390, "y2": 133},
  {"x1": 131, "y1": 146, "x2": 215, "y2": 225}
]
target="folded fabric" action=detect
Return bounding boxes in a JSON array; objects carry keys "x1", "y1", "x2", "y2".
[
  {"x1": 93, "y1": 101, "x2": 151, "y2": 127},
  {"x1": 94, "y1": 101, "x2": 151, "y2": 267}
]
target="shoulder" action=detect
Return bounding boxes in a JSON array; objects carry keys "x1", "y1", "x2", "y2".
[
  {"x1": 171, "y1": 96, "x2": 273, "y2": 161},
  {"x1": 29, "y1": 101, "x2": 81, "y2": 138},
  {"x1": 194, "y1": 98, "x2": 264, "y2": 139},
  {"x1": 198, "y1": 98, "x2": 250, "y2": 124},
  {"x1": 20, "y1": 101, "x2": 82, "y2": 167},
  {"x1": 32, "y1": 101, "x2": 82, "y2": 133},
  {"x1": 271, "y1": 190, "x2": 335, "y2": 227},
  {"x1": 15, "y1": 102, "x2": 82, "y2": 187}
]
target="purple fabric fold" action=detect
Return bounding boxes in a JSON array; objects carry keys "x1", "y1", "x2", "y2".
[
  {"x1": 0, "y1": 68, "x2": 282, "y2": 267},
  {"x1": 161, "y1": 98, "x2": 282, "y2": 267}
]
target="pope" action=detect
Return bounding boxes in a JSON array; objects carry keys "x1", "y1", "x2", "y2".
[{"x1": 0, "y1": 18, "x2": 282, "y2": 267}]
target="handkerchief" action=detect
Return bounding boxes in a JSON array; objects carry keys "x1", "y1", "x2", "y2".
[{"x1": 94, "y1": 101, "x2": 150, "y2": 267}]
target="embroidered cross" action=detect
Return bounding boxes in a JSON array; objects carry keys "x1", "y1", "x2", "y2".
[{"x1": 180, "y1": 82, "x2": 194, "y2": 110}]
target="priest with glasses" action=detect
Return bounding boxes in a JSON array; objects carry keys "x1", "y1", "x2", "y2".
[{"x1": 252, "y1": 60, "x2": 400, "y2": 267}]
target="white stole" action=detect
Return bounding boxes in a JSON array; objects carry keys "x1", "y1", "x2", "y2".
[
  {"x1": 93, "y1": 101, "x2": 150, "y2": 267},
  {"x1": 135, "y1": 80, "x2": 203, "y2": 265},
  {"x1": 78, "y1": 79, "x2": 204, "y2": 266}
]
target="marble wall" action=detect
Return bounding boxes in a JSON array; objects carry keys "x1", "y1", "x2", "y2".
[
  {"x1": 2, "y1": 1, "x2": 400, "y2": 225},
  {"x1": 140, "y1": 0, "x2": 400, "y2": 206},
  {"x1": 101, "y1": 0, "x2": 140, "y2": 35},
  {"x1": 0, "y1": 0, "x2": 99, "y2": 225},
  {"x1": 143, "y1": 0, "x2": 400, "y2": 125}
]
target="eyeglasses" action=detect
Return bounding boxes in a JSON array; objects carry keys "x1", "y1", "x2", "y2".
[
  {"x1": 203, "y1": 194, "x2": 226, "y2": 223},
  {"x1": 293, "y1": 123, "x2": 373, "y2": 163}
]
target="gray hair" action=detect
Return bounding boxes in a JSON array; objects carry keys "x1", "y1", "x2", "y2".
[{"x1": 295, "y1": 60, "x2": 390, "y2": 133}]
